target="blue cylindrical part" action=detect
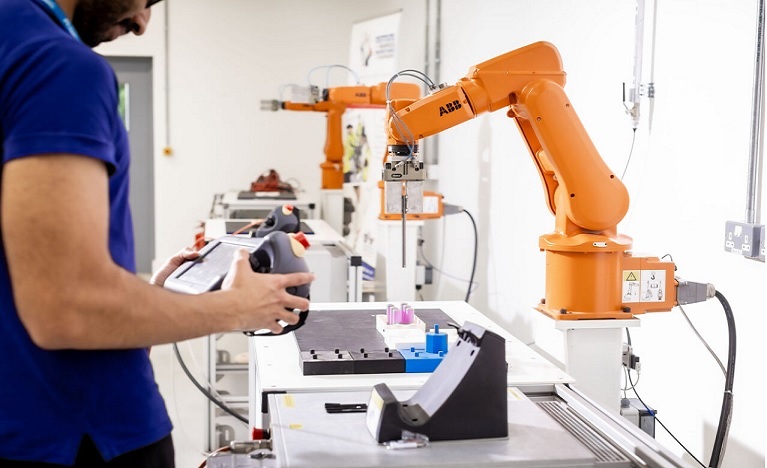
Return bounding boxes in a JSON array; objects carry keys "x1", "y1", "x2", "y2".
[{"x1": 426, "y1": 324, "x2": 448, "y2": 354}]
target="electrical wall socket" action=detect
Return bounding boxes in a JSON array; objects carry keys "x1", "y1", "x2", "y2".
[{"x1": 724, "y1": 221, "x2": 764, "y2": 261}]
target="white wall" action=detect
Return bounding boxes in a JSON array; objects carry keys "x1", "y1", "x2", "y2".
[
  {"x1": 100, "y1": 1, "x2": 764, "y2": 466},
  {"x1": 152, "y1": 0, "x2": 426, "y2": 261},
  {"x1": 104, "y1": 0, "x2": 426, "y2": 264},
  {"x1": 95, "y1": 5, "x2": 168, "y2": 271}
]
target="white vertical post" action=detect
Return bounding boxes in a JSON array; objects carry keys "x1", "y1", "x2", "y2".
[
  {"x1": 320, "y1": 189, "x2": 345, "y2": 235},
  {"x1": 377, "y1": 220, "x2": 423, "y2": 302},
  {"x1": 554, "y1": 319, "x2": 640, "y2": 414}
]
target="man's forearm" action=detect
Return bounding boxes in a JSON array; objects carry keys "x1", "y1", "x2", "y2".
[{"x1": 18, "y1": 262, "x2": 239, "y2": 350}]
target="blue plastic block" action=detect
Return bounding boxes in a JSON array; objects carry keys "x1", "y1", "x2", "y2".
[{"x1": 399, "y1": 346, "x2": 447, "y2": 373}]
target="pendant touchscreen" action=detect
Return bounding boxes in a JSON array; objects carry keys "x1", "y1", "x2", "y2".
[
  {"x1": 164, "y1": 237, "x2": 264, "y2": 295},
  {"x1": 163, "y1": 232, "x2": 312, "y2": 336}
]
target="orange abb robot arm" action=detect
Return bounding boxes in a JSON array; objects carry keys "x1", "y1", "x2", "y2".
[
  {"x1": 265, "y1": 82, "x2": 420, "y2": 189},
  {"x1": 385, "y1": 41, "x2": 676, "y2": 320}
]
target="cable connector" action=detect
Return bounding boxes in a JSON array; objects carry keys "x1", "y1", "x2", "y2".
[
  {"x1": 622, "y1": 343, "x2": 641, "y2": 371},
  {"x1": 675, "y1": 278, "x2": 716, "y2": 305},
  {"x1": 442, "y1": 203, "x2": 463, "y2": 216},
  {"x1": 428, "y1": 82, "x2": 449, "y2": 93},
  {"x1": 230, "y1": 439, "x2": 272, "y2": 453}
]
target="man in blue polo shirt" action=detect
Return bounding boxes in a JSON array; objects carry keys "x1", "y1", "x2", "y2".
[{"x1": 0, "y1": 1, "x2": 314, "y2": 466}]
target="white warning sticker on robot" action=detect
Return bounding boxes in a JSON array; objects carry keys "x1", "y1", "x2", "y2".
[
  {"x1": 623, "y1": 270, "x2": 666, "y2": 302},
  {"x1": 640, "y1": 270, "x2": 666, "y2": 302},
  {"x1": 622, "y1": 270, "x2": 640, "y2": 302}
]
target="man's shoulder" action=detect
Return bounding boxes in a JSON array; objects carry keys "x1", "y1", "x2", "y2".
[
  {"x1": 12, "y1": 35, "x2": 107, "y2": 72},
  {"x1": 2, "y1": 37, "x2": 114, "y2": 101}
]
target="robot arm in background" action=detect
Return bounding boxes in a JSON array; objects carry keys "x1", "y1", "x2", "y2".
[
  {"x1": 385, "y1": 41, "x2": 676, "y2": 320},
  {"x1": 262, "y1": 82, "x2": 420, "y2": 189}
]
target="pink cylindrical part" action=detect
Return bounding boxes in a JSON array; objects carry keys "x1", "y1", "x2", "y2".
[
  {"x1": 387, "y1": 304, "x2": 402, "y2": 324},
  {"x1": 401, "y1": 306, "x2": 413, "y2": 324}
]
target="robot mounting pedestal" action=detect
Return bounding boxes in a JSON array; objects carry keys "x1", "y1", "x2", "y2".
[{"x1": 554, "y1": 318, "x2": 640, "y2": 414}]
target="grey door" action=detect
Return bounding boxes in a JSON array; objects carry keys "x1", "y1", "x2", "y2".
[{"x1": 107, "y1": 57, "x2": 155, "y2": 275}]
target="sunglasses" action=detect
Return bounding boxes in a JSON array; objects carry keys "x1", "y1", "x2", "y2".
[{"x1": 146, "y1": 0, "x2": 164, "y2": 7}]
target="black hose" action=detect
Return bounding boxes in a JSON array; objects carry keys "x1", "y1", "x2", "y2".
[
  {"x1": 172, "y1": 343, "x2": 248, "y2": 424},
  {"x1": 463, "y1": 209, "x2": 478, "y2": 303},
  {"x1": 708, "y1": 290, "x2": 736, "y2": 468}
]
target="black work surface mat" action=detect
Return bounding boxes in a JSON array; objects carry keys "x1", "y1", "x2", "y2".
[{"x1": 294, "y1": 308, "x2": 453, "y2": 352}]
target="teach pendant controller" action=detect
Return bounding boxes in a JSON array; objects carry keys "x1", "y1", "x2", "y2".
[{"x1": 164, "y1": 231, "x2": 311, "y2": 335}]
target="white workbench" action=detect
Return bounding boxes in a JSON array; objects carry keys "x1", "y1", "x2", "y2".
[
  {"x1": 248, "y1": 301, "x2": 573, "y2": 427},
  {"x1": 218, "y1": 301, "x2": 692, "y2": 468}
]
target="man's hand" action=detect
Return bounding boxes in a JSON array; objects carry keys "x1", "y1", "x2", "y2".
[
  {"x1": 149, "y1": 248, "x2": 200, "y2": 287},
  {"x1": 221, "y1": 249, "x2": 314, "y2": 334}
]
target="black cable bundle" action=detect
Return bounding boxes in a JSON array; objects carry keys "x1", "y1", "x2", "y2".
[{"x1": 708, "y1": 291, "x2": 736, "y2": 468}]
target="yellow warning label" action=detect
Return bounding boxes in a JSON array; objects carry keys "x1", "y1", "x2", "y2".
[
  {"x1": 282, "y1": 394, "x2": 295, "y2": 408},
  {"x1": 622, "y1": 270, "x2": 640, "y2": 303}
]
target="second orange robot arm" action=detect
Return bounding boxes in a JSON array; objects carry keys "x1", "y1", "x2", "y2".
[{"x1": 280, "y1": 83, "x2": 420, "y2": 190}]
